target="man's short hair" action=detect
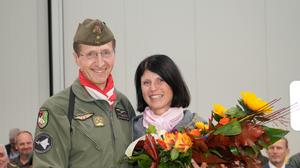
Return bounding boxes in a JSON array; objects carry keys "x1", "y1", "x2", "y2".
[
  {"x1": 9, "y1": 128, "x2": 20, "y2": 140},
  {"x1": 15, "y1": 131, "x2": 32, "y2": 144}
]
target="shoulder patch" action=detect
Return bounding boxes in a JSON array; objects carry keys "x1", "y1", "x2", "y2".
[
  {"x1": 34, "y1": 133, "x2": 53, "y2": 154},
  {"x1": 37, "y1": 108, "x2": 49, "y2": 129}
]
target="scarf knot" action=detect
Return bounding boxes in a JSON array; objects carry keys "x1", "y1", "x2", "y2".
[{"x1": 79, "y1": 71, "x2": 116, "y2": 106}]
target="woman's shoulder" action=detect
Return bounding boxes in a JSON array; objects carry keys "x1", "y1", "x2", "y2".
[
  {"x1": 132, "y1": 113, "x2": 143, "y2": 123},
  {"x1": 132, "y1": 114, "x2": 146, "y2": 140}
]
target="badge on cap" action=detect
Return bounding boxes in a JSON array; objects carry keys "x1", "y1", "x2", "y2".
[
  {"x1": 115, "y1": 108, "x2": 130, "y2": 121},
  {"x1": 92, "y1": 22, "x2": 102, "y2": 33},
  {"x1": 37, "y1": 108, "x2": 49, "y2": 129},
  {"x1": 34, "y1": 133, "x2": 52, "y2": 154},
  {"x1": 93, "y1": 116, "x2": 104, "y2": 127},
  {"x1": 74, "y1": 113, "x2": 94, "y2": 121}
]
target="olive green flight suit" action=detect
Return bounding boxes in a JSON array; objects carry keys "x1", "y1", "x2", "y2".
[{"x1": 33, "y1": 79, "x2": 136, "y2": 168}]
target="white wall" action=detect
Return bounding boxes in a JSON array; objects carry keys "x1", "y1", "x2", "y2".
[
  {"x1": 0, "y1": 0, "x2": 49, "y2": 143},
  {"x1": 0, "y1": 0, "x2": 299, "y2": 157}
]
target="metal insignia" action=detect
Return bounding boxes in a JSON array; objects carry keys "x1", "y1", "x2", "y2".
[
  {"x1": 92, "y1": 23, "x2": 102, "y2": 33},
  {"x1": 34, "y1": 133, "x2": 52, "y2": 154},
  {"x1": 93, "y1": 116, "x2": 104, "y2": 127},
  {"x1": 37, "y1": 108, "x2": 49, "y2": 129},
  {"x1": 74, "y1": 113, "x2": 94, "y2": 121}
]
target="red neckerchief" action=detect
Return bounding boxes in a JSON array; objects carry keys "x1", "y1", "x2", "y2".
[{"x1": 79, "y1": 70, "x2": 117, "y2": 106}]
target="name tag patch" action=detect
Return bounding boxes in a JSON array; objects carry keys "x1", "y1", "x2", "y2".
[{"x1": 115, "y1": 108, "x2": 130, "y2": 121}]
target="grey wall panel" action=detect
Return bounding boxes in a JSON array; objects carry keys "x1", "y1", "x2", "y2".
[
  {"x1": 266, "y1": 0, "x2": 300, "y2": 157},
  {"x1": 0, "y1": 0, "x2": 49, "y2": 143}
]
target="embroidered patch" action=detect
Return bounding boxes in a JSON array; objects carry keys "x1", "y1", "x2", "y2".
[
  {"x1": 34, "y1": 133, "x2": 52, "y2": 154},
  {"x1": 37, "y1": 108, "x2": 49, "y2": 129},
  {"x1": 74, "y1": 113, "x2": 94, "y2": 121},
  {"x1": 93, "y1": 116, "x2": 104, "y2": 127},
  {"x1": 115, "y1": 108, "x2": 130, "y2": 121}
]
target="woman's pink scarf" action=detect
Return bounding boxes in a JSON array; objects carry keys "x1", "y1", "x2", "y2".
[{"x1": 143, "y1": 107, "x2": 184, "y2": 131}]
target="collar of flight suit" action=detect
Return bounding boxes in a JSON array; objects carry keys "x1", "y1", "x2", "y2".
[
  {"x1": 71, "y1": 79, "x2": 95, "y2": 102},
  {"x1": 71, "y1": 79, "x2": 121, "y2": 103}
]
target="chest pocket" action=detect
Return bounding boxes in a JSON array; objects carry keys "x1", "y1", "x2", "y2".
[
  {"x1": 72, "y1": 114, "x2": 110, "y2": 152},
  {"x1": 67, "y1": 88, "x2": 111, "y2": 152}
]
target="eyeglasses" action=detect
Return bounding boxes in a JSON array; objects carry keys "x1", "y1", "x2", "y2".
[{"x1": 80, "y1": 50, "x2": 114, "y2": 60}]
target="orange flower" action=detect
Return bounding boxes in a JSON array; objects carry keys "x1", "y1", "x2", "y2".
[
  {"x1": 157, "y1": 139, "x2": 170, "y2": 151},
  {"x1": 174, "y1": 132, "x2": 193, "y2": 153},
  {"x1": 164, "y1": 132, "x2": 176, "y2": 145},
  {"x1": 157, "y1": 132, "x2": 176, "y2": 151},
  {"x1": 189, "y1": 129, "x2": 201, "y2": 137},
  {"x1": 219, "y1": 117, "x2": 230, "y2": 125}
]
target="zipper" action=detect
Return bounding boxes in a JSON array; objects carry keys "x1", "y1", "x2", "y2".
[{"x1": 94, "y1": 100, "x2": 116, "y2": 146}]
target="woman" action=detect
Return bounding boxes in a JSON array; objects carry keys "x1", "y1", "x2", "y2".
[
  {"x1": 132, "y1": 54, "x2": 205, "y2": 168},
  {"x1": 133, "y1": 54, "x2": 194, "y2": 140}
]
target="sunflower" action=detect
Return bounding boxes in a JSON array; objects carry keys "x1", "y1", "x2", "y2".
[
  {"x1": 213, "y1": 104, "x2": 227, "y2": 117},
  {"x1": 241, "y1": 91, "x2": 272, "y2": 113}
]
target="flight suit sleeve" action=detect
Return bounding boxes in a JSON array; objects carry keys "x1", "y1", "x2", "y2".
[{"x1": 33, "y1": 102, "x2": 71, "y2": 168}]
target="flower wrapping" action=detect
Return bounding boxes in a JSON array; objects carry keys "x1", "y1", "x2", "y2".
[{"x1": 124, "y1": 91, "x2": 289, "y2": 168}]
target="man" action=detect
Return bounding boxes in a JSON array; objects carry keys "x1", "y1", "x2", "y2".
[
  {"x1": 288, "y1": 153, "x2": 300, "y2": 168},
  {"x1": 33, "y1": 18, "x2": 135, "y2": 168},
  {"x1": 0, "y1": 145, "x2": 9, "y2": 168},
  {"x1": 5, "y1": 128, "x2": 20, "y2": 160},
  {"x1": 10, "y1": 131, "x2": 33, "y2": 168},
  {"x1": 264, "y1": 138, "x2": 291, "y2": 168}
]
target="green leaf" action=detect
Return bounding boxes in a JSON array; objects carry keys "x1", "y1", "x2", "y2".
[
  {"x1": 213, "y1": 120, "x2": 242, "y2": 135},
  {"x1": 210, "y1": 149, "x2": 223, "y2": 158},
  {"x1": 243, "y1": 146, "x2": 256, "y2": 156},
  {"x1": 262, "y1": 126, "x2": 289, "y2": 146},
  {"x1": 229, "y1": 147, "x2": 240, "y2": 156},
  {"x1": 132, "y1": 154, "x2": 152, "y2": 168},
  {"x1": 170, "y1": 149, "x2": 179, "y2": 160},
  {"x1": 226, "y1": 106, "x2": 247, "y2": 118},
  {"x1": 146, "y1": 124, "x2": 157, "y2": 134},
  {"x1": 251, "y1": 144, "x2": 260, "y2": 155},
  {"x1": 257, "y1": 139, "x2": 268, "y2": 148},
  {"x1": 213, "y1": 112, "x2": 221, "y2": 122}
]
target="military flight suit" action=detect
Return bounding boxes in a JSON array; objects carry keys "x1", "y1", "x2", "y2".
[{"x1": 33, "y1": 79, "x2": 136, "y2": 168}]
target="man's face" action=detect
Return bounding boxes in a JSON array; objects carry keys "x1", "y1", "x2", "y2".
[
  {"x1": 74, "y1": 41, "x2": 115, "y2": 90},
  {"x1": 15, "y1": 133, "x2": 33, "y2": 156},
  {"x1": 0, "y1": 147, "x2": 9, "y2": 167},
  {"x1": 267, "y1": 139, "x2": 289, "y2": 165}
]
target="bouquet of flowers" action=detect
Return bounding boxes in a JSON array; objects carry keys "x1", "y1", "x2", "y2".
[{"x1": 124, "y1": 91, "x2": 289, "y2": 168}]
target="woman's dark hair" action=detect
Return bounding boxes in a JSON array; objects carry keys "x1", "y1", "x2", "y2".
[{"x1": 135, "y1": 54, "x2": 190, "y2": 112}]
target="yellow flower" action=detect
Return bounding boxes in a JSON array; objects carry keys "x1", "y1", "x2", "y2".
[
  {"x1": 241, "y1": 91, "x2": 272, "y2": 113},
  {"x1": 174, "y1": 132, "x2": 193, "y2": 153},
  {"x1": 195, "y1": 121, "x2": 209, "y2": 131},
  {"x1": 213, "y1": 104, "x2": 227, "y2": 117}
]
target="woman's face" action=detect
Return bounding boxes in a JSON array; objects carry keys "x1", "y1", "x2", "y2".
[{"x1": 141, "y1": 70, "x2": 173, "y2": 115}]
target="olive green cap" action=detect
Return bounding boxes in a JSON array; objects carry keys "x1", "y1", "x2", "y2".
[{"x1": 73, "y1": 18, "x2": 115, "y2": 46}]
